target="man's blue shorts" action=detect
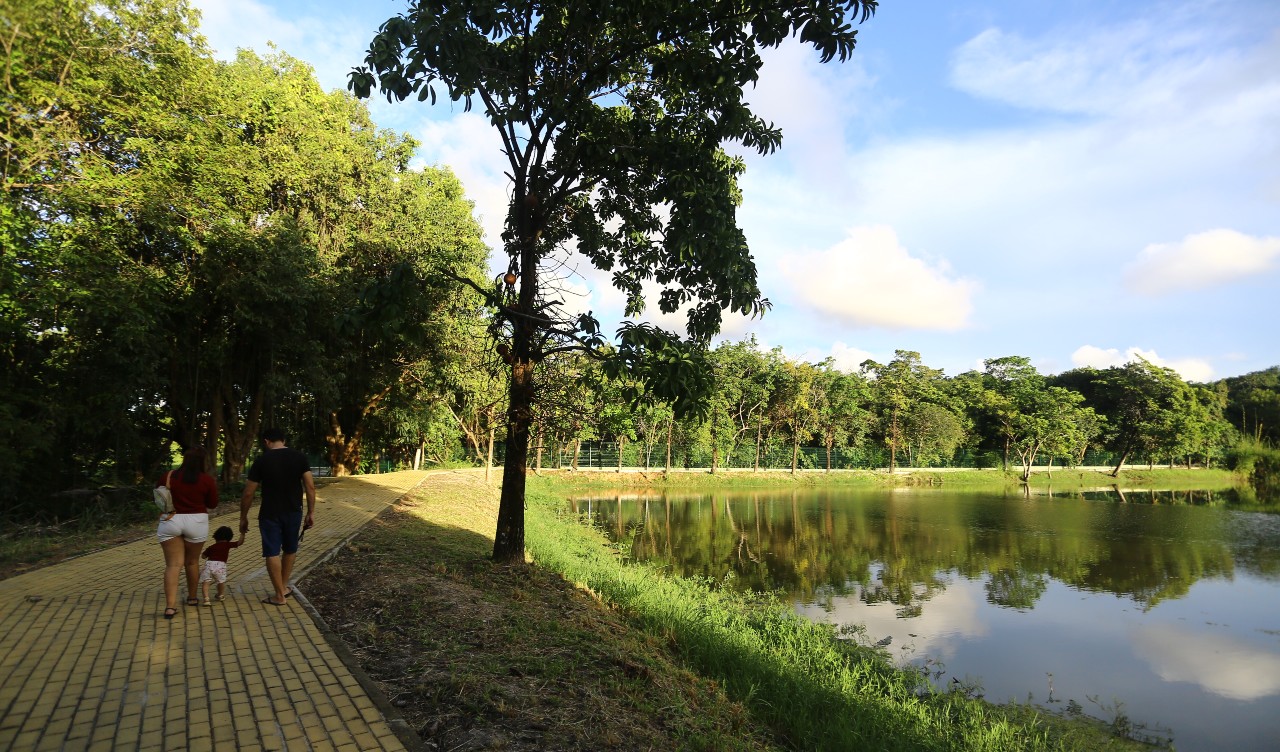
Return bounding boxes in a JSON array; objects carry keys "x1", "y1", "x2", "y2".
[{"x1": 259, "y1": 510, "x2": 303, "y2": 557}]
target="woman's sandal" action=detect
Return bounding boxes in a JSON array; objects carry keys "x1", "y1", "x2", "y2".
[
  {"x1": 185, "y1": 598, "x2": 199, "y2": 606},
  {"x1": 163, "y1": 607, "x2": 178, "y2": 620}
]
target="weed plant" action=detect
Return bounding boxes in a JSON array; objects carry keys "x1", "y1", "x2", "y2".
[
  {"x1": 1228, "y1": 439, "x2": 1280, "y2": 492},
  {"x1": 524, "y1": 478, "x2": 1142, "y2": 751}
]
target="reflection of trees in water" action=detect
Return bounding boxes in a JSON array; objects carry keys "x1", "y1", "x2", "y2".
[
  {"x1": 986, "y1": 568, "x2": 1049, "y2": 609},
  {"x1": 581, "y1": 488, "x2": 1250, "y2": 612}
]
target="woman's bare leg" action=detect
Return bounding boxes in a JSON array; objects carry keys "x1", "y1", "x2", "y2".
[
  {"x1": 161, "y1": 537, "x2": 184, "y2": 611},
  {"x1": 183, "y1": 540, "x2": 203, "y2": 602}
]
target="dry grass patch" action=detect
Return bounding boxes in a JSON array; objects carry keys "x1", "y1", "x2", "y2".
[{"x1": 304, "y1": 470, "x2": 781, "y2": 752}]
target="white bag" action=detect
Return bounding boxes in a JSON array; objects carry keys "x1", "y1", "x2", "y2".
[{"x1": 153, "y1": 470, "x2": 175, "y2": 515}]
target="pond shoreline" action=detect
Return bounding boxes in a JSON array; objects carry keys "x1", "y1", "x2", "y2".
[{"x1": 536, "y1": 465, "x2": 1245, "y2": 491}]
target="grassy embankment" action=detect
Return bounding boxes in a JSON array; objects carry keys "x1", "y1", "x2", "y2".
[
  {"x1": 306, "y1": 470, "x2": 1152, "y2": 751},
  {"x1": 541, "y1": 465, "x2": 1244, "y2": 491}
]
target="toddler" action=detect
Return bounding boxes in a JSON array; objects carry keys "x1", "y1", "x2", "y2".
[{"x1": 199, "y1": 525, "x2": 245, "y2": 605}]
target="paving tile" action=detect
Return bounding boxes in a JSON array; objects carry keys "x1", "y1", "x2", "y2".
[{"x1": 0, "y1": 471, "x2": 433, "y2": 752}]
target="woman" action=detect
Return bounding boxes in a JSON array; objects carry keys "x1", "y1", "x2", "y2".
[{"x1": 156, "y1": 446, "x2": 219, "y2": 619}]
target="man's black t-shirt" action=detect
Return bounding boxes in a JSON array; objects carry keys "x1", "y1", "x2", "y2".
[{"x1": 246, "y1": 447, "x2": 310, "y2": 517}]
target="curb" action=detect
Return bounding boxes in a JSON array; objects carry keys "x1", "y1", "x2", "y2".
[{"x1": 291, "y1": 585, "x2": 429, "y2": 752}]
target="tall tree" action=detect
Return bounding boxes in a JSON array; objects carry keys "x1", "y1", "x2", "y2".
[
  {"x1": 353, "y1": 0, "x2": 878, "y2": 561},
  {"x1": 861, "y1": 351, "x2": 943, "y2": 472},
  {"x1": 1092, "y1": 359, "x2": 1190, "y2": 476},
  {"x1": 979, "y1": 356, "x2": 1045, "y2": 471},
  {"x1": 814, "y1": 363, "x2": 871, "y2": 471},
  {"x1": 1222, "y1": 367, "x2": 1280, "y2": 444},
  {"x1": 1, "y1": 0, "x2": 216, "y2": 498}
]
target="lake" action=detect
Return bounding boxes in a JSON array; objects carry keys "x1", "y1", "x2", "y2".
[{"x1": 572, "y1": 485, "x2": 1280, "y2": 751}]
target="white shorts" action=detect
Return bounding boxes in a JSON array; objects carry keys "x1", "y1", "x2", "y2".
[
  {"x1": 199, "y1": 560, "x2": 228, "y2": 584},
  {"x1": 157, "y1": 513, "x2": 209, "y2": 544}
]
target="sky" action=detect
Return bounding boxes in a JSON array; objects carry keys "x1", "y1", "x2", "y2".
[{"x1": 190, "y1": 0, "x2": 1280, "y2": 382}]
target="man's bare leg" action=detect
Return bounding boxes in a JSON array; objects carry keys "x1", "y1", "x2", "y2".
[
  {"x1": 264, "y1": 555, "x2": 287, "y2": 604},
  {"x1": 280, "y1": 552, "x2": 296, "y2": 597}
]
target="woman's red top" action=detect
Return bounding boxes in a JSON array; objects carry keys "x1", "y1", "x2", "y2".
[{"x1": 155, "y1": 470, "x2": 219, "y2": 514}]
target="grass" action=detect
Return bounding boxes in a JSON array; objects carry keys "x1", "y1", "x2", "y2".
[
  {"x1": 0, "y1": 518, "x2": 152, "y2": 579},
  {"x1": 305, "y1": 469, "x2": 1155, "y2": 752},
  {"x1": 304, "y1": 471, "x2": 778, "y2": 752},
  {"x1": 536, "y1": 465, "x2": 1246, "y2": 492}
]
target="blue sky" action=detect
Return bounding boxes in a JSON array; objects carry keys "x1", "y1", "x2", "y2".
[{"x1": 191, "y1": 0, "x2": 1280, "y2": 382}]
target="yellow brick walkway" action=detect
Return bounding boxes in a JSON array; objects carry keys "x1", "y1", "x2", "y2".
[{"x1": 0, "y1": 470, "x2": 429, "y2": 752}]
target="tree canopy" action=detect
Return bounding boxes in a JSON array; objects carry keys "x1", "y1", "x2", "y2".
[{"x1": 1, "y1": 0, "x2": 488, "y2": 514}]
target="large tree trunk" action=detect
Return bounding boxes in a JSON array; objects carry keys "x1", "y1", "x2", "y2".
[
  {"x1": 494, "y1": 358, "x2": 533, "y2": 562},
  {"x1": 326, "y1": 411, "x2": 362, "y2": 477},
  {"x1": 325, "y1": 385, "x2": 394, "y2": 477},
  {"x1": 219, "y1": 380, "x2": 265, "y2": 485},
  {"x1": 494, "y1": 209, "x2": 540, "y2": 562}
]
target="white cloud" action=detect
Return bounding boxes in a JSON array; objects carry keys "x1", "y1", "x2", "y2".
[
  {"x1": 779, "y1": 226, "x2": 978, "y2": 331},
  {"x1": 950, "y1": 22, "x2": 1207, "y2": 116},
  {"x1": 792, "y1": 342, "x2": 880, "y2": 371},
  {"x1": 410, "y1": 112, "x2": 511, "y2": 258},
  {"x1": 1070, "y1": 345, "x2": 1215, "y2": 382},
  {"x1": 1133, "y1": 624, "x2": 1280, "y2": 701},
  {"x1": 192, "y1": 0, "x2": 370, "y2": 92},
  {"x1": 949, "y1": 9, "x2": 1280, "y2": 122},
  {"x1": 739, "y1": 41, "x2": 875, "y2": 181},
  {"x1": 827, "y1": 342, "x2": 879, "y2": 372},
  {"x1": 1124, "y1": 229, "x2": 1280, "y2": 295}
]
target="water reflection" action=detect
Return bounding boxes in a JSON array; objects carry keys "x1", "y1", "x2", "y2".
[
  {"x1": 802, "y1": 572, "x2": 989, "y2": 664},
  {"x1": 574, "y1": 488, "x2": 1275, "y2": 611},
  {"x1": 1133, "y1": 624, "x2": 1280, "y2": 701},
  {"x1": 574, "y1": 486, "x2": 1280, "y2": 751}
]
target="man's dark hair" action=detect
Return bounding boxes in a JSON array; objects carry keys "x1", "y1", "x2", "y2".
[{"x1": 261, "y1": 427, "x2": 287, "y2": 443}]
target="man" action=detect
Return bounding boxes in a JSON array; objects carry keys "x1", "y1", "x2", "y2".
[{"x1": 240, "y1": 428, "x2": 315, "y2": 606}]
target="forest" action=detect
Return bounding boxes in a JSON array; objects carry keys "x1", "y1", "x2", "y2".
[{"x1": 4, "y1": 0, "x2": 1279, "y2": 522}]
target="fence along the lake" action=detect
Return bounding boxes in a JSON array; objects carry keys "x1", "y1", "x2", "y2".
[{"x1": 491, "y1": 441, "x2": 1149, "y2": 472}]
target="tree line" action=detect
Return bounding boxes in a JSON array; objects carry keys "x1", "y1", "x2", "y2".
[
  {"x1": 485, "y1": 342, "x2": 1275, "y2": 480},
  {"x1": 1, "y1": 0, "x2": 491, "y2": 515}
]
